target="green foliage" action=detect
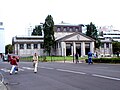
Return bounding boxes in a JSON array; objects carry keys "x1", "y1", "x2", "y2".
[
  {"x1": 86, "y1": 22, "x2": 100, "y2": 48},
  {"x1": 85, "y1": 58, "x2": 120, "y2": 63},
  {"x1": 5, "y1": 44, "x2": 13, "y2": 54},
  {"x1": 20, "y1": 56, "x2": 87, "y2": 62},
  {"x1": 43, "y1": 15, "x2": 55, "y2": 55},
  {"x1": 112, "y1": 41, "x2": 120, "y2": 54},
  {"x1": 31, "y1": 25, "x2": 42, "y2": 36}
]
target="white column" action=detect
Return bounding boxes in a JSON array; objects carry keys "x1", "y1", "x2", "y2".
[
  {"x1": 17, "y1": 43, "x2": 19, "y2": 55},
  {"x1": 73, "y1": 42, "x2": 76, "y2": 55},
  {"x1": 61, "y1": 42, "x2": 66, "y2": 56},
  {"x1": 90, "y1": 42, "x2": 94, "y2": 53},
  {"x1": 31, "y1": 44, "x2": 34, "y2": 55},
  {"x1": 104, "y1": 43, "x2": 106, "y2": 56},
  {"x1": 14, "y1": 44, "x2": 17, "y2": 54},
  {"x1": 31, "y1": 44, "x2": 34, "y2": 49},
  {"x1": 81, "y1": 42, "x2": 85, "y2": 57},
  {"x1": 110, "y1": 43, "x2": 113, "y2": 56}
]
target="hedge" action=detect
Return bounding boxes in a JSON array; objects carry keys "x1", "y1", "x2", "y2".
[{"x1": 85, "y1": 58, "x2": 120, "y2": 63}]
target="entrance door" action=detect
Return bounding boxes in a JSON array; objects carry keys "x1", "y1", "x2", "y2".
[
  {"x1": 76, "y1": 43, "x2": 81, "y2": 56},
  {"x1": 85, "y1": 43, "x2": 90, "y2": 55},
  {"x1": 66, "y1": 43, "x2": 72, "y2": 56}
]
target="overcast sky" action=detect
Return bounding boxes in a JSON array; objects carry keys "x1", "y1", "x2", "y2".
[{"x1": 0, "y1": 0, "x2": 120, "y2": 45}]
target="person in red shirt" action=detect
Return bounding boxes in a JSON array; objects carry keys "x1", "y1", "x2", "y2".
[{"x1": 9, "y1": 56, "x2": 18, "y2": 75}]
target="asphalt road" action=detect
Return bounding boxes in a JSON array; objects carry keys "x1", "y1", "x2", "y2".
[{"x1": 0, "y1": 61, "x2": 120, "y2": 90}]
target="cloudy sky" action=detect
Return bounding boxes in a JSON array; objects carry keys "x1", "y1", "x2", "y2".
[{"x1": 0, "y1": 0, "x2": 120, "y2": 45}]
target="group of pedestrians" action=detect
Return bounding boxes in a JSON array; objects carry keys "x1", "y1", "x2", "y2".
[
  {"x1": 8, "y1": 51, "x2": 94, "y2": 75},
  {"x1": 75, "y1": 51, "x2": 94, "y2": 64},
  {"x1": 9, "y1": 53, "x2": 39, "y2": 75}
]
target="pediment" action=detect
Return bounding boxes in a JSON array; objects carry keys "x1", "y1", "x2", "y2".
[
  {"x1": 57, "y1": 33, "x2": 95, "y2": 41},
  {"x1": 65, "y1": 34, "x2": 91, "y2": 41}
]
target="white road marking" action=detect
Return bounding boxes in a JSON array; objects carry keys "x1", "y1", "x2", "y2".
[
  {"x1": 1, "y1": 68, "x2": 10, "y2": 72},
  {"x1": 40, "y1": 67, "x2": 54, "y2": 70},
  {"x1": 92, "y1": 74, "x2": 120, "y2": 81},
  {"x1": 18, "y1": 68, "x2": 24, "y2": 71},
  {"x1": 56, "y1": 69, "x2": 86, "y2": 75},
  {"x1": 1, "y1": 68, "x2": 24, "y2": 72},
  {"x1": 95, "y1": 67, "x2": 108, "y2": 69},
  {"x1": 22, "y1": 67, "x2": 34, "y2": 70}
]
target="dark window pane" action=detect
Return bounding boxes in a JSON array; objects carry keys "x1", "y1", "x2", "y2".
[
  {"x1": 20, "y1": 44, "x2": 24, "y2": 49},
  {"x1": 27, "y1": 44, "x2": 31, "y2": 49},
  {"x1": 34, "y1": 44, "x2": 38, "y2": 49}
]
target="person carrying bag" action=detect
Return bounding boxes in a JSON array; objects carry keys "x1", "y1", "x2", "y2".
[{"x1": 9, "y1": 56, "x2": 18, "y2": 75}]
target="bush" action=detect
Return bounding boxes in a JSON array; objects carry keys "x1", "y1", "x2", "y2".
[{"x1": 85, "y1": 57, "x2": 120, "y2": 63}]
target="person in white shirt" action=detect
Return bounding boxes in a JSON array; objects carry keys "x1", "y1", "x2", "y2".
[{"x1": 32, "y1": 53, "x2": 39, "y2": 73}]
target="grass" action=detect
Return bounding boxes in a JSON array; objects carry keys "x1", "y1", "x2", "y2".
[{"x1": 20, "y1": 56, "x2": 87, "y2": 62}]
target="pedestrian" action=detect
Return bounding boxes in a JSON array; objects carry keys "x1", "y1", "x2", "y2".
[
  {"x1": 116, "y1": 51, "x2": 119, "y2": 57},
  {"x1": 88, "y1": 51, "x2": 93, "y2": 64},
  {"x1": 9, "y1": 56, "x2": 18, "y2": 75},
  {"x1": 32, "y1": 53, "x2": 39, "y2": 73},
  {"x1": 75, "y1": 52, "x2": 79, "y2": 64}
]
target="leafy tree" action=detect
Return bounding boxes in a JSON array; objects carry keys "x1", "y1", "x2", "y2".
[
  {"x1": 112, "y1": 41, "x2": 120, "y2": 54},
  {"x1": 5, "y1": 44, "x2": 13, "y2": 54},
  {"x1": 43, "y1": 15, "x2": 55, "y2": 55},
  {"x1": 31, "y1": 25, "x2": 42, "y2": 36},
  {"x1": 86, "y1": 22, "x2": 100, "y2": 48}
]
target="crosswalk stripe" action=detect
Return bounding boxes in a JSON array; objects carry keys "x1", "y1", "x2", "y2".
[{"x1": 22, "y1": 67, "x2": 34, "y2": 70}]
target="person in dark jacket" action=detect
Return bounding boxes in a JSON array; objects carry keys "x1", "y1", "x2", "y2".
[
  {"x1": 9, "y1": 56, "x2": 18, "y2": 75},
  {"x1": 75, "y1": 52, "x2": 79, "y2": 64}
]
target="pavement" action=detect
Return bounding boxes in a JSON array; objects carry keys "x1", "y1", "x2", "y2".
[{"x1": 0, "y1": 73, "x2": 7, "y2": 90}]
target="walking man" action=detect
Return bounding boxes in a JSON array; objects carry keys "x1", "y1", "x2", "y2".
[{"x1": 32, "y1": 53, "x2": 38, "y2": 73}]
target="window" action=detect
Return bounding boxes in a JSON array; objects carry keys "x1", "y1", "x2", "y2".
[
  {"x1": 34, "y1": 44, "x2": 38, "y2": 49},
  {"x1": 76, "y1": 28, "x2": 78, "y2": 32},
  {"x1": 106, "y1": 43, "x2": 109, "y2": 48},
  {"x1": 19, "y1": 44, "x2": 24, "y2": 49},
  {"x1": 40, "y1": 43, "x2": 44, "y2": 49},
  {"x1": 69, "y1": 28, "x2": 72, "y2": 31},
  {"x1": 27, "y1": 44, "x2": 31, "y2": 49},
  {"x1": 101, "y1": 43, "x2": 104, "y2": 48},
  {"x1": 63, "y1": 28, "x2": 66, "y2": 31},
  {"x1": 57, "y1": 28, "x2": 60, "y2": 31}
]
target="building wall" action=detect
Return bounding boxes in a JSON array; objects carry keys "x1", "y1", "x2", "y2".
[{"x1": 0, "y1": 22, "x2": 5, "y2": 54}]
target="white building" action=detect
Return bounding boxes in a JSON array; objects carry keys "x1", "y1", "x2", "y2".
[
  {"x1": 12, "y1": 23, "x2": 113, "y2": 57},
  {"x1": 0, "y1": 22, "x2": 5, "y2": 54},
  {"x1": 12, "y1": 32, "x2": 95, "y2": 57},
  {"x1": 103, "y1": 30, "x2": 120, "y2": 42}
]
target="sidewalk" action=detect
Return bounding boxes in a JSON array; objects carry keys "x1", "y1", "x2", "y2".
[
  {"x1": 0, "y1": 82, "x2": 7, "y2": 90},
  {"x1": 0, "y1": 73, "x2": 7, "y2": 90}
]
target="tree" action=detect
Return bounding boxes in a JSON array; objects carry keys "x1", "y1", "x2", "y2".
[
  {"x1": 5, "y1": 44, "x2": 13, "y2": 54},
  {"x1": 112, "y1": 41, "x2": 120, "y2": 54},
  {"x1": 86, "y1": 22, "x2": 100, "y2": 48},
  {"x1": 31, "y1": 25, "x2": 42, "y2": 36},
  {"x1": 43, "y1": 15, "x2": 55, "y2": 55}
]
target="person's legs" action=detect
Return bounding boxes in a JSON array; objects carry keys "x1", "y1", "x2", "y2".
[
  {"x1": 15, "y1": 66, "x2": 18, "y2": 74},
  {"x1": 10, "y1": 65, "x2": 16, "y2": 75},
  {"x1": 34, "y1": 63, "x2": 38, "y2": 73}
]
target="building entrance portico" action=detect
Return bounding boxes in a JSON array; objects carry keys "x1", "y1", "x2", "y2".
[{"x1": 64, "y1": 42, "x2": 90, "y2": 57}]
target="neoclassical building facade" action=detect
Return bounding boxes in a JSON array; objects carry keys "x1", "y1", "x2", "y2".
[
  {"x1": 12, "y1": 23, "x2": 113, "y2": 57},
  {"x1": 12, "y1": 32, "x2": 95, "y2": 57}
]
